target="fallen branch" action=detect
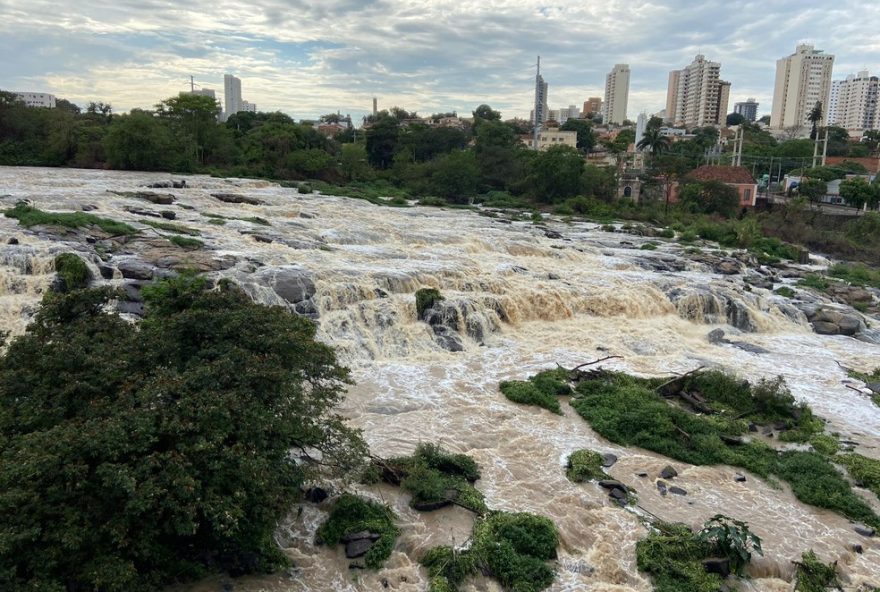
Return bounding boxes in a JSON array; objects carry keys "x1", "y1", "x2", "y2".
[
  {"x1": 656, "y1": 366, "x2": 704, "y2": 398},
  {"x1": 572, "y1": 356, "x2": 623, "y2": 371}
]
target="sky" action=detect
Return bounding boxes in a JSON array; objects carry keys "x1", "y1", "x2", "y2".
[{"x1": 1, "y1": 0, "x2": 879, "y2": 124}]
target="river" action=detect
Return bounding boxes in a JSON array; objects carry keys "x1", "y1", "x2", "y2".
[{"x1": 1, "y1": 166, "x2": 878, "y2": 591}]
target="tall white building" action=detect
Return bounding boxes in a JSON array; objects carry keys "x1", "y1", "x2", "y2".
[
  {"x1": 14, "y1": 92, "x2": 56, "y2": 108},
  {"x1": 770, "y1": 44, "x2": 834, "y2": 132},
  {"x1": 241, "y1": 100, "x2": 257, "y2": 113},
  {"x1": 634, "y1": 113, "x2": 648, "y2": 152},
  {"x1": 603, "y1": 64, "x2": 630, "y2": 125},
  {"x1": 664, "y1": 55, "x2": 729, "y2": 128},
  {"x1": 224, "y1": 74, "x2": 243, "y2": 118},
  {"x1": 829, "y1": 71, "x2": 879, "y2": 131},
  {"x1": 533, "y1": 74, "x2": 549, "y2": 126}
]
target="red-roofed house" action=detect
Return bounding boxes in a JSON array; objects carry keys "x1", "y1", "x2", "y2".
[{"x1": 675, "y1": 165, "x2": 759, "y2": 207}]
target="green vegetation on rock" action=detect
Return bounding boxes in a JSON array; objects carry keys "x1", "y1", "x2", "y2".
[
  {"x1": 168, "y1": 235, "x2": 204, "y2": 249},
  {"x1": 499, "y1": 368, "x2": 571, "y2": 414},
  {"x1": 837, "y1": 454, "x2": 880, "y2": 498},
  {"x1": 774, "y1": 286, "x2": 796, "y2": 298},
  {"x1": 0, "y1": 277, "x2": 366, "y2": 591},
  {"x1": 794, "y1": 550, "x2": 840, "y2": 592},
  {"x1": 315, "y1": 493, "x2": 398, "y2": 569},
  {"x1": 139, "y1": 218, "x2": 201, "y2": 235},
  {"x1": 4, "y1": 203, "x2": 136, "y2": 235},
  {"x1": 565, "y1": 449, "x2": 606, "y2": 482},
  {"x1": 53, "y1": 253, "x2": 91, "y2": 291},
  {"x1": 422, "y1": 511, "x2": 559, "y2": 592},
  {"x1": 415, "y1": 287, "x2": 444, "y2": 318}
]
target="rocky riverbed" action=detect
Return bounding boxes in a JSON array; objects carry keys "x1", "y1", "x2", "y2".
[{"x1": 1, "y1": 166, "x2": 879, "y2": 591}]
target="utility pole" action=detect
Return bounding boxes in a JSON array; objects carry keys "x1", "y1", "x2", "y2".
[
  {"x1": 821, "y1": 128, "x2": 829, "y2": 166},
  {"x1": 812, "y1": 131, "x2": 819, "y2": 168}
]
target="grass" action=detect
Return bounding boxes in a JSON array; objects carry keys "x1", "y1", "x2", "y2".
[
  {"x1": 566, "y1": 449, "x2": 606, "y2": 483},
  {"x1": 798, "y1": 274, "x2": 831, "y2": 291},
  {"x1": 363, "y1": 443, "x2": 486, "y2": 514},
  {"x1": 547, "y1": 369, "x2": 880, "y2": 528},
  {"x1": 140, "y1": 219, "x2": 201, "y2": 236},
  {"x1": 499, "y1": 368, "x2": 571, "y2": 415},
  {"x1": 422, "y1": 511, "x2": 558, "y2": 592},
  {"x1": 846, "y1": 367, "x2": 880, "y2": 407},
  {"x1": 641, "y1": 242, "x2": 659, "y2": 250},
  {"x1": 4, "y1": 203, "x2": 136, "y2": 235},
  {"x1": 837, "y1": 454, "x2": 880, "y2": 498},
  {"x1": 828, "y1": 263, "x2": 880, "y2": 289},
  {"x1": 203, "y1": 213, "x2": 271, "y2": 226},
  {"x1": 308, "y1": 180, "x2": 412, "y2": 207},
  {"x1": 54, "y1": 253, "x2": 90, "y2": 291},
  {"x1": 168, "y1": 235, "x2": 204, "y2": 249},
  {"x1": 315, "y1": 493, "x2": 398, "y2": 569},
  {"x1": 774, "y1": 286, "x2": 796, "y2": 298},
  {"x1": 794, "y1": 550, "x2": 840, "y2": 592},
  {"x1": 636, "y1": 521, "x2": 722, "y2": 592}
]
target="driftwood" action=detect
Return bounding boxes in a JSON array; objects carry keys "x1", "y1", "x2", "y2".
[
  {"x1": 656, "y1": 366, "x2": 704, "y2": 398},
  {"x1": 559, "y1": 356, "x2": 623, "y2": 383},
  {"x1": 571, "y1": 356, "x2": 623, "y2": 371}
]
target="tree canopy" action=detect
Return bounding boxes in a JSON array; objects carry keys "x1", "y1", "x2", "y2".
[{"x1": 0, "y1": 277, "x2": 365, "y2": 591}]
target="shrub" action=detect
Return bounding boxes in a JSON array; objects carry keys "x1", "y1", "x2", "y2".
[
  {"x1": 54, "y1": 253, "x2": 91, "y2": 291},
  {"x1": 696, "y1": 515, "x2": 762, "y2": 576},
  {"x1": 794, "y1": 550, "x2": 839, "y2": 592},
  {"x1": 565, "y1": 449, "x2": 606, "y2": 482},
  {"x1": 315, "y1": 494, "x2": 398, "y2": 569},
  {"x1": 415, "y1": 288, "x2": 444, "y2": 318},
  {"x1": 641, "y1": 242, "x2": 658, "y2": 250},
  {"x1": 808, "y1": 433, "x2": 840, "y2": 456},
  {"x1": 298, "y1": 183, "x2": 312, "y2": 194},
  {"x1": 5, "y1": 203, "x2": 136, "y2": 235},
  {"x1": 828, "y1": 263, "x2": 880, "y2": 289},
  {"x1": 798, "y1": 274, "x2": 830, "y2": 291},
  {"x1": 774, "y1": 286, "x2": 795, "y2": 298},
  {"x1": 656, "y1": 227, "x2": 675, "y2": 239},
  {"x1": 419, "y1": 196, "x2": 447, "y2": 207},
  {"x1": 636, "y1": 521, "x2": 722, "y2": 592},
  {"x1": 837, "y1": 454, "x2": 880, "y2": 498},
  {"x1": 499, "y1": 368, "x2": 570, "y2": 414}
]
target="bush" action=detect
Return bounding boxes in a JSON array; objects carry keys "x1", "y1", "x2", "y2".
[
  {"x1": 54, "y1": 253, "x2": 91, "y2": 291},
  {"x1": 415, "y1": 288, "x2": 444, "y2": 319},
  {"x1": 5, "y1": 203, "x2": 136, "y2": 235},
  {"x1": 636, "y1": 521, "x2": 722, "y2": 592},
  {"x1": 798, "y1": 274, "x2": 830, "y2": 291},
  {"x1": 298, "y1": 183, "x2": 312, "y2": 194},
  {"x1": 657, "y1": 227, "x2": 675, "y2": 239},
  {"x1": 565, "y1": 449, "x2": 606, "y2": 482},
  {"x1": 774, "y1": 286, "x2": 795, "y2": 298},
  {"x1": 696, "y1": 515, "x2": 763, "y2": 576},
  {"x1": 0, "y1": 279, "x2": 367, "y2": 590},
  {"x1": 641, "y1": 242, "x2": 658, "y2": 250},
  {"x1": 837, "y1": 454, "x2": 880, "y2": 498},
  {"x1": 315, "y1": 494, "x2": 398, "y2": 569},
  {"x1": 794, "y1": 550, "x2": 839, "y2": 592},
  {"x1": 419, "y1": 196, "x2": 447, "y2": 207},
  {"x1": 499, "y1": 368, "x2": 570, "y2": 414},
  {"x1": 828, "y1": 263, "x2": 880, "y2": 289}
]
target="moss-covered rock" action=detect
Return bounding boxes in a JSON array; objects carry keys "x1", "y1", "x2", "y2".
[
  {"x1": 315, "y1": 493, "x2": 398, "y2": 569},
  {"x1": 54, "y1": 253, "x2": 91, "y2": 292},
  {"x1": 415, "y1": 288, "x2": 444, "y2": 319}
]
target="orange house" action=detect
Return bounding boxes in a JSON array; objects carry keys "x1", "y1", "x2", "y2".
[{"x1": 670, "y1": 165, "x2": 758, "y2": 207}]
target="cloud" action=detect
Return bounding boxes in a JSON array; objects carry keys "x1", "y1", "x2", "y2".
[{"x1": 1, "y1": 0, "x2": 878, "y2": 122}]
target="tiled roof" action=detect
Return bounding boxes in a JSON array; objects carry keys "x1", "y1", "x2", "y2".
[{"x1": 687, "y1": 165, "x2": 756, "y2": 184}]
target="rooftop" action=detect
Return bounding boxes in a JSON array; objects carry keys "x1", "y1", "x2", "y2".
[{"x1": 688, "y1": 165, "x2": 756, "y2": 185}]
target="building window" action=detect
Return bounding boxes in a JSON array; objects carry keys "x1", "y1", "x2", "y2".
[
  {"x1": 744, "y1": 188, "x2": 752, "y2": 202},
  {"x1": 623, "y1": 186, "x2": 632, "y2": 198}
]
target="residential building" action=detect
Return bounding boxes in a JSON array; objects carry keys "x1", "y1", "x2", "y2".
[
  {"x1": 770, "y1": 44, "x2": 835, "y2": 132},
  {"x1": 224, "y1": 74, "x2": 243, "y2": 117},
  {"x1": 185, "y1": 88, "x2": 216, "y2": 99},
  {"x1": 603, "y1": 64, "x2": 630, "y2": 124},
  {"x1": 241, "y1": 100, "x2": 257, "y2": 113},
  {"x1": 665, "y1": 55, "x2": 729, "y2": 128},
  {"x1": 535, "y1": 128, "x2": 577, "y2": 151},
  {"x1": 583, "y1": 97, "x2": 602, "y2": 117},
  {"x1": 14, "y1": 92, "x2": 56, "y2": 108},
  {"x1": 734, "y1": 98, "x2": 759, "y2": 122},
  {"x1": 829, "y1": 71, "x2": 879, "y2": 131},
  {"x1": 670, "y1": 165, "x2": 758, "y2": 207},
  {"x1": 551, "y1": 105, "x2": 580, "y2": 124}
]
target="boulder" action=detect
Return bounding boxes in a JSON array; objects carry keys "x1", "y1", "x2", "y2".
[
  {"x1": 854, "y1": 525, "x2": 876, "y2": 537},
  {"x1": 609, "y1": 488, "x2": 628, "y2": 502},
  {"x1": 110, "y1": 190, "x2": 175, "y2": 205},
  {"x1": 341, "y1": 530, "x2": 381, "y2": 543},
  {"x1": 117, "y1": 301, "x2": 145, "y2": 316},
  {"x1": 852, "y1": 544, "x2": 863, "y2": 554},
  {"x1": 601, "y1": 453, "x2": 618, "y2": 468},
  {"x1": 7, "y1": 237, "x2": 18, "y2": 245},
  {"x1": 715, "y1": 260, "x2": 741, "y2": 275},
  {"x1": 669, "y1": 486, "x2": 688, "y2": 496},
  {"x1": 707, "y1": 329, "x2": 726, "y2": 344},
  {"x1": 304, "y1": 487, "x2": 329, "y2": 504},
  {"x1": 660, "y1": 465, "x2": 678, "y2": 479},
  {"x1": 598, "y1": 479, "x2": 626, "y2": 492},
  {"x1": 836, "y1": 315, "x2": 863, "y2": 336},
  {"x1": 261, "y1": 267, "x2": 317, "y2": 305},
  {"x1": 735, "y1": 474, "x2": 747, "y2": 483},
  {"x1": 117, "y1": 259, "x2": 155, "y2": 280},
  {"x1": 160, "y1": 211, "x2": 177, "y2": 220},
  {"x1": 656, "y1": 481, "x2": 668, "y2": 496},
  {"x1": 544, "y1": 230, "x2": 563, "y2": 239},
  {"x1": 345, "y1": 538, "x2": 375, "y2": 559},
  {"x1": 702, "y1": 558, "x2": 731, "y2": 578},
  {"x1": 811, "y1": 321, "x2": 840, "y2": 335},
  {"x1": 211, "y1": 193, "x2": 265, "y2": 205}
]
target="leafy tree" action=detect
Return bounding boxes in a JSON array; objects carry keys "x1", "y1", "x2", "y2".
[
  {"x1": 679, "y1": 180, "x2": 740, "y2": 217},
  {"x1": 426, "y1": 150, "x2": 480, "y2": 203},
  {"x1": 696, "y1": 515, "x2": 763, "y2": 576},
  {"x1": 824, "y1": 126, "x2": 852, "y2": 157},
  {"x1": 365, "y1": 114, "x2": 400, "y2": 169},
  {"x1": 474, "y1": 120, "x2": 525, "y2": 190},
  {"x1": 840, "y1": 177, "x2": 880, "y2": 209},
  {"x1": 726, "y1": 113, "x2": 745, "y2": 126},
  {"x1": 808, "y1": 101, "x2": 823, "y2": 140},
  {"x1": 472, "y1": 104, "x2": 501, "y2": 128},
  {"x1": 637, "y1": 126, "x2": 671, "y2": 156},
  {"x1": 758, "y1": 115, "x2": 771, "y2": 125},
  {"x1": 0, "y1": 278, "x2": 366, "y2": 591},
  {"x1": 797, "y1": 178, "x2": 827, "y2": 203},
  {"x1": 526, "y1": 145, "x2": 584, "y2": 202},
  {"x1": 286, "y1": 148, "x2": 334, "y2": 178},
  {"x1": 560, "y1": 118, "x2": 596, "y2": 153},
  {"x1": 156, "y1": 94, "x2": 227, "y2": 166},
  {"x1": 581, "y1": 164, "x2": 616, "y2": 200},
  {"x1": 338, "y1": 143, "x2": 372, "y2": 182},
  {"x1": 104, "y1": 110, "x2": 177, "y2": 171}
]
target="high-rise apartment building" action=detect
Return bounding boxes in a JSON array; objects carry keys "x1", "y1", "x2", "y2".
[
  {"x1": 664, "y1": 55, "x2": 729, "y2": 128},
  {"x1": 829, "y1": 71, "x2": 879, "y2": 131},
  {"x1": 224, "y1": 74, "x2": 242, "y2": 117},
  {"x1": 533, "y1": 73, "x2": 549, "y2": 126},
  {"x1": 734, "y1": 98, "x2": 759, "y2": 122},
  {"x1": 603, "y1": 64, "x2": 630, "y2": 124},
  {"x1": 582, "y1": 97, "x2": 602, "y2": 117},
  {"x1": 770, "y1": 44, "x2": 834, "y2": 131}
]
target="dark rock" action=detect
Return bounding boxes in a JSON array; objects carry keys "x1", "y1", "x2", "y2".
[
  {"x1": 852, "y1": 544, "x2": 863, "y2": 554},
  {"x1": 660, "y1": 465, "x2": 678, "y2": 479},
  {"x1": 341, "y1": 530, "x2": 381, "y2": 543},
  {"x1": 548, "y1": 273, "x2": 560, "y2": 280},
  {"x1": 669, "y1": 486, "x2": 688, "y2": 496},
  {"x1": 345, "y1": 538, "x2": 376, "y2": 559},
  {"x1": 609, "y1": 487, "x2": 628, "y2": 501},
  {"x1": 748, "y1": 423, "x2": 758, "y2": 433},
  {"x1": 300, "y1": 212, "x2": 315, "y2": 219},
  {"x1": 211, "y1": 193, "x2": 265, "y2": 205},
  {"x1": 411, "y1": 498, "x2": 454, "y2": 511},
  {"x1": 715, "y1": 260, "x2": 740, "y2": 275},
  {"x1": 811, "y1": 321, "x2": 840, "y2": 335},
  {"x1": 117, "y1": 301, "x2": 145, "y2": 316},
  {"x1": 544, "y1": 230, "x2": 563, "y2": 239},
  {"x1": 294, "y1": 299, "x2": 318, "y2": 317},
  {"x1": 252, "y1": 234, "x2": 273, "y2": 243},
  {"x1": 160, "y1": 210, "x2": 177, "y2": 220},
  {"x1": 117, "y1": 260, "x2": 155, "y2": 280},
  {"x1": 304, "y1": 487, "x2": 329, "y2": 504},
  {"x1": 433, "y1": 327, "x2": 464, "y2": 352},
  {"x1": 656, "y1": 481, "x2": 668, "y2": 496},
  {"x1": 98, "y1": 264, "x2": 115, "y2": 280},
  {"x1": 598, "y1": 479, "x2": 626, "y2": 491},
  {"x1": 264, "y1": 267, "x2": 316, "y2": 305},
  {"x1": 836, "y1": 315, "x2": 863, "y2": 336},
  {"x1": 636, "y1": 471, "x2": 648, "y2": 478},
  {"x1": 381, "y1": 578, "x2": 389, "y2": 589},
  {"x1": 707, "y1": 329, "x2": 726, "y2": 344},
  {"x1": 601, "y1": 453, "x2": 618, "y2": 468},
  {"x1": 111, "y1": 190, "x2": 175, "y2": 205},
  {"x1": 854, "y1": 525, "x2": 876, "y2": 537},
  {"x1": 731, "y1": 341, "x2": 770, "y2": 354},
  {"x1": 122, "y1": 281, "x2": 144, "y2": 302},
  {"x1": 80, "y1": 204, "x2": 98, "y2": 212},
  {"x1": 7, "y1": 237, "x2": 18, "y2": 245},
  {"x1": 702, "y1": 558, "x2": 731, "y2": 578},
  {"x1": 735, "y1": 474, "x2": 747, "y2": 483}
]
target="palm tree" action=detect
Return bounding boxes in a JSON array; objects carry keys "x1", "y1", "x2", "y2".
[
  {"x1": 637, "y1": 127, "x2": 671, "y2": 156},
  {"x1": 808, "y1": 101, "x2": 823, "y2": 140}
]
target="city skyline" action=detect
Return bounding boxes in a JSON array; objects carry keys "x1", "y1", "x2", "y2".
[{"x1": 2, "y1": 1, "x2": 880, "y2": 123}]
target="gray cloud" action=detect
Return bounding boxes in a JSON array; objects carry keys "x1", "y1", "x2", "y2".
[{"x1": 1, "y1": 0, "x2": 878, "y2": 121}]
